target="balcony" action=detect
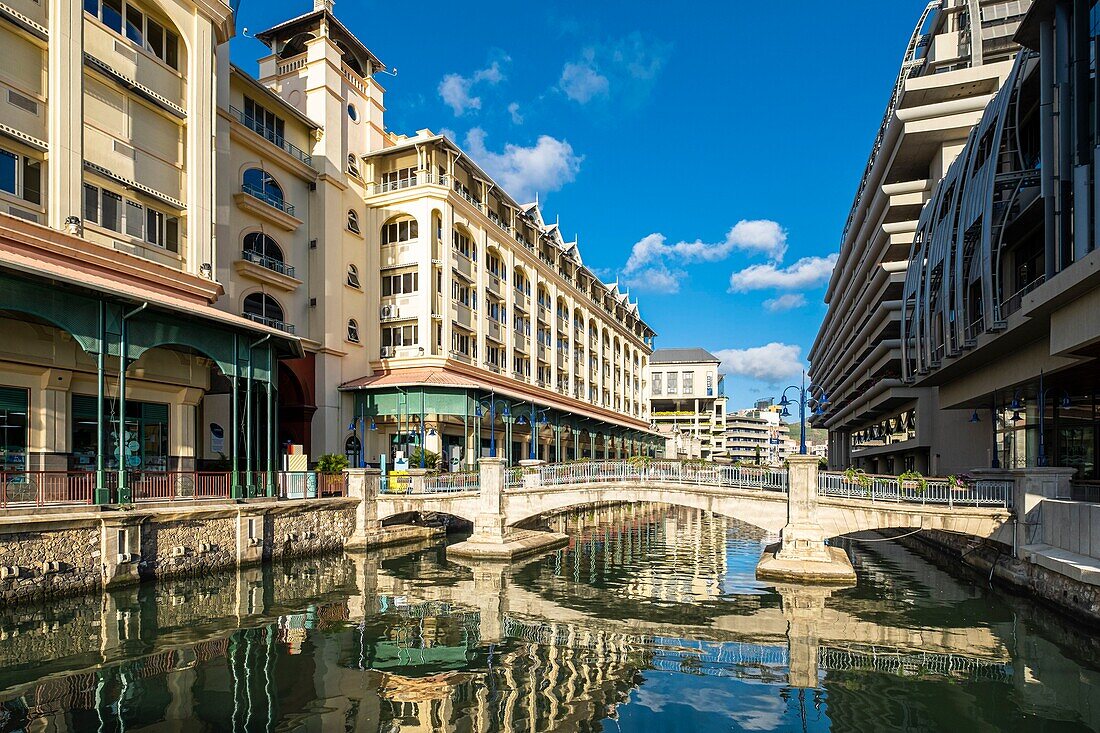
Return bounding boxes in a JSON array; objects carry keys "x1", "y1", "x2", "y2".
[
  {"x1": 453, "y1": 252, "x2": 474, "y2": 280},
  {"x1": 235, "y1": 184, "x2": 301, "y2": 231},
  {"x1": 537, "y1": 306, "x2": 549, "y2": 324},
  {"x1": 229, "y1": 106, "x2": 313, "y2": 167},
  {"x1": 514, "y1": 334, "x2": 530, "y2": 352},
  {"x1": 487, "y1": 275, "x2": 503, "y2": 296},
  {"x1": 244, "y1": 312, "x2": 295, "y2": 334},
  {"x1": 234, "y1": 250, "x2": 301, "y2": 292}
]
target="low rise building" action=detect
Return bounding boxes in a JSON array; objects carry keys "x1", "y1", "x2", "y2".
[{"x1": 647, "y1": 349, "x2": 726, "y2": 460}]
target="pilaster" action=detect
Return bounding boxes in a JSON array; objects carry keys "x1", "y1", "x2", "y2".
[{"x1": 47, "y1": 0, "x2": 83, "y2": 230}]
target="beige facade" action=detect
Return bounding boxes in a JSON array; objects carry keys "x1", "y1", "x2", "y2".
[
  {"x1": 647, "y1": 348, "x2": 726, "y2": 460},
  {"x1": 809, "y1": 0, "x2": 1029, "y2": 476}
]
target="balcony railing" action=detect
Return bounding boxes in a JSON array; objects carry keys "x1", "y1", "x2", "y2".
[
  {"x1": 241, "y1": 183, "x2": 296, "y2": 217},
  {"x1": 244, "y1": 312, "x2": 296, "y2": 334},
  {"x1": 998, "y1": 275, "x2": 1046, "y2": 321},
  {"x1": 229, "y1": 106, "x2": 313, "y2": 166},
  {"x1": 241, "y1": 249, "x2": 296, "y2": 278}
]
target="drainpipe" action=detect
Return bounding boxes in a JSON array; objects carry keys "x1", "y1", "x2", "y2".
[
  {"x1": 95, "y1": 301, "x2": 108, "y2": 504},
  {"x1": 118, "y1": 301, "x2": 148, "y2": 503},
  {"x1": 1040, "y1": 15, "x2": 1057, "y2": 280}
]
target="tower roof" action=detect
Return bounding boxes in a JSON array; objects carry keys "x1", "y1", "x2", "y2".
[{"x1": 254, "y1": 6, "x2": 385, "y2": 77}]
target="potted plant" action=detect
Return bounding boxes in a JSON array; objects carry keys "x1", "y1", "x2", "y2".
[
  {"x1": 316, "y1": 453, "x2": 348, "y2": 475},
  {"x1": 898, "y1": 470, "x2": 928, "y2": 494},
  {"x1": 842, "y1": 466, "x2": 872, "y2": 492}
]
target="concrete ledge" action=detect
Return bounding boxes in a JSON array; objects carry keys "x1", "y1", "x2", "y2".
[
  {"x1": 447, "y1": 530, "x2": 569, "y2": 561},
  {"x1": 756, "y1": 543, "x2": 857, "y2": 584},
  {"x1": 345, "y1": 525, "x2": 443, "y2": 552},
  {"x1": 1019, "y1": 543, "x2": 1100, "y2": 586}
]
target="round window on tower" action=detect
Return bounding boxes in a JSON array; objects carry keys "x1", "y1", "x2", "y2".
[{"x1": 348, "y1": 103, "x2": 359, "y2": 123}]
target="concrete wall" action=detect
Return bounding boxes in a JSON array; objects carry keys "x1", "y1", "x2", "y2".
[
  {"x1": 0, "y1": 498, "x2": 358, "y2": 605},
  {"x1": 1042, "y1": 500, "x2": 1100, "y2": 560}
]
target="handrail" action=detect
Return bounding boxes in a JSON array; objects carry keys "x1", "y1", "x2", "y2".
[
  {"x1": 228, "y1": 106, "x2": 313, "y2": 166},
  {"x1": 241, "y1": 248, "x2": 296, "y2": 278},
  {"x1": 241, "y1": 182, "x2": 296, "y2": 216}
]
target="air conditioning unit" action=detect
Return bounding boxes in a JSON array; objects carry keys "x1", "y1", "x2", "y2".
[{"x1": 380, "y1": 304, "x2": 399, "y2": 319}]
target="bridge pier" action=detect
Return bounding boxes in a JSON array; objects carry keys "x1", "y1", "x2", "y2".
[
  {"x1": 757, "y1": 455, "x2": 856, "y2": 583},
  {"x1": 448, "y1": 458, "x2": 569, "y2": 560},
  {"x1": 345, "y1": 469, "x2": 440, "y2": 550}
]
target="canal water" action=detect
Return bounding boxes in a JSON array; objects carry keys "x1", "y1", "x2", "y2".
[{"x1": 1, "y1": 505, "x2": 1099, "y2": 732}]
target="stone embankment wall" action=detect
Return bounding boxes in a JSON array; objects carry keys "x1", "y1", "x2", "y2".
[
  {"x1": 0, "y1": 498, "x2": 359, "y2": 605},
  {"x1": 907, "y1": 529, "x2": 1100, "y2": 624}
]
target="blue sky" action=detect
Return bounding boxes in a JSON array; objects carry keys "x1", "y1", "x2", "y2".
[{"x1": 230, "y1": 1, "x2": 925, "y2": 409}]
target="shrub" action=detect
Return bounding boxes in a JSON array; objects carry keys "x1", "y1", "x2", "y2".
[
  {"x1": 316, "y1": 453, "x2": 348, "y2": 475},
  {"x1": 409, "y1": 447, "x2": 440, "y2": 470}
]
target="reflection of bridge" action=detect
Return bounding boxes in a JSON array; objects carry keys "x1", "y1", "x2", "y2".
[
  {"x1": 366, "y1": 551, "x2": 1012, "y2": 689},
  {"x1": 349, "y1": 456, "x2": 1015, "y2": 578}
]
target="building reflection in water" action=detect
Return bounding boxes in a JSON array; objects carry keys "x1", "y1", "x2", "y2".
[{"x1": 0, "y1": 504, "x2": 1097, "y2": 731}]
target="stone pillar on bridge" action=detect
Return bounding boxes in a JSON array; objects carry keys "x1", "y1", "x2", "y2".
[
  {"x1": 756, "y1": 454, "x2": 856, "y2": 583},
  {"x1": 1007, "y1": 467, "x2": 1076, "y2": 558},
  {"x1": 448, "y1": 457, "x2": 569, "y2": 560},
  {"x1": 345, "y1": 468, "x2": 382, "y2": 551}
]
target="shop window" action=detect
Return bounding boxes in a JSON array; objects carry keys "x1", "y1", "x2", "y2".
[
  {"x1": 71, "y1": 394, "x2": 168, "y2": 471},
  {"x1": 0, "y1": 386, "x2": 28, "y2": 471}
]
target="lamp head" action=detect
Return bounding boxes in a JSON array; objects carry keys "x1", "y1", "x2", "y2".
[
  {"x1": 428, "y1": 427, "x2": 437, "y2": 436},
  {"x1": 781, "y1": 407, "x2": 791, "y2": 418},
  {"x1": 1011, "y1": 410, "x2": 1023, "y2": 423},
  {"x1": 516, "y1": 415, "x2": 528, "y2": 426},
  {"x1": 1010, "y1": 394, "x2": 1022, "y2": 410},
  {"x1": 778, "y1": 395, "x2": 791, "y2": 408},
  {"x1": 503, "y1": 404, "x2": 511, "y2": 417},
  {"x1": 370, "y1": 420, "x2": 376, "y2": 431},
  {"x1": 1061, "y1": 394, "x2": 1072, "y2": 409},
  {"x1": 540, "y1": 414, "x2": 549, "y2": 426},
  {"x1": 347, "y1": 421, "x2": 356, "y2": 431},
  {"x1": 819, "y1": 392, "x2": 830, "y2": 406},
  {"x1": 969, "y1": 410, "x2": 980, "y2": 423}
]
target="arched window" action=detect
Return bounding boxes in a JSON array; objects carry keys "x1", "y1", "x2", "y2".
[
  {"x1": 346, "y1": 154, "x2": 361, "y2": 178},
  {"x1": 347, "y1": 319, "x2": 360, "y2": 343},
  {"x1": 242, "y1": 168, "x2": 284, "y2": 209},
  {"x1": 347, "y1": 263, "x2": 361, "y2": 289},
  {"x1": 347, "y1": 209, "x2": 361, "y2": 234},
  {"x1": 381, "y1": 217, "x2": 418, "y2": 245},
  {"x1": 242, "y1": 232, "x2": 284, "y2": 263},
  {"x1": 242, "y1": 293, "x2": 286, "y2": 330}
]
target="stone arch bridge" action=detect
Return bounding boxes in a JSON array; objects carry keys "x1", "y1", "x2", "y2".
[{"x1": 347, "y1": 456, "x2": 1016, "y2": 581}]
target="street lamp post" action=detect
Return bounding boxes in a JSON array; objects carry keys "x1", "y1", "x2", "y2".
[
  {"x1": 778, "y1": 370, "x2": 829, "y2": 455},
  {"x1": 515, "y1": 403, "x2": 550, "y2": 461},
  {"x1": 474, "y1": 392, "x2": 512, "y2": 459}
]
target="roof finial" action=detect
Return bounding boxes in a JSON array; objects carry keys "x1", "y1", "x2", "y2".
[{"x1": 313, "y1": 0, "x2": 333, "y2": 12}]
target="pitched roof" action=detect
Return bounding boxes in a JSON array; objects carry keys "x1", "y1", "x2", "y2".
[{"x1": 650, "y1": 348, "x2": 721, "y2": 365}]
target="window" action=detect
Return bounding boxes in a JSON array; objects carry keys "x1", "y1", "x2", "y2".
[
  {"x1": 0, "y1": 386, "x2": 28, "y2": 471},
  {"x1": 452, "y1": 281, "x2": 471, "y2": 306},
  {"x1": 347, "y1": 103, "x2": 358, "y2": 122},
  {"x1": 666, "y1": 372, "x2": 678, "y2": 395},
  {"x1": 347, "y1": 319, "x2": 360, "y2": 343},
  {"x1": 453, "y1": 229, "x2": 472, "y2": 259},
  {"x1": 347, "y1": 209, "x2": 360, "y2": 234},
  {"x1": 346, "y1": 154, "x2": 361, "y2": 178},
  {"x1": 380, "y1": 167, "x2": 417, "y2": 192},
  {"x1": 0, "y1": 149, "x2": 41, "y2": 205},
  {"x1": 347, "y1": 264, "x2": 361, "y2": 288},
  {"x1": 382, "y1": 324, "x2": 418, "y2": 347},
  {"x1": 242, "y1": 168, "x2": 284, "y2": 209},
  {"x1": 86, "y1": 0, "x2": 178, "y2": 68},
  {"x1": 706, "y1": 373, "x2": 713, "y2": 396},
  {"x1": 243, "y1": 98, "x2": 285, "y2": 147},
  {"x1": 243, "y1": 232, "x2": 284, "y2": 265},
  {"x1": 682, "y1": 371, "x2": 694, "y2": 394},
  {"x1": 242, "y1": 293, "x2": 285, "y2": 328},
  {"x1": 381, "y1": 271, "x2": 418, "y2": 296},
  {"x1": 71, "y1": 395, "x2": 168, "y2": 471},
  {"x1": 84, "y1": 183, "x2": 179, "y2": 251},
  {"x1": 381, "y1": 217, "x2": 418, "y2": 245}
]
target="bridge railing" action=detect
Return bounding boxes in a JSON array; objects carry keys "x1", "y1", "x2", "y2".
[
  {"x1": 818, "y1": 472, "x2": 1012, "y2": 508},
  {"x1": 537, "y1": 460, "x2": 787, "y2": 492},
  {"x1": 422, "y1": 471, "x2": 480, "y2": 494}
]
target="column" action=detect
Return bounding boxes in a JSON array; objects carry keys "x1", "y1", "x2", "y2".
[
  {"x1": 345, "y1": 468, "x2": 382, "y2": 549},
  {"x1": 48, "y1": 0, "x2": 84, "y2": 230}
]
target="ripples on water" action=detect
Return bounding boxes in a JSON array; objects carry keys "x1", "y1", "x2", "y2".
[{"x1": 1, "y1": 504, "x2": 1099, "y2": 731}]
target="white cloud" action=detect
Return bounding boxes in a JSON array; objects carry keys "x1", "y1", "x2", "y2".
[
  {"x1": 507, "y1": 102, "x2": 523, "y2": 124},
  {"x1": 728, "y1": 254, "x2": 838, "y2": 293},
  {"x1": 559, "y1": 57, "x2": 610, "y2": 103},
  {"x1": 621, "y1": 263, "x2": 685, "y2": 294},
  {"x1": 438, "y1": 61, "x2": 506, "y2": 116},
  {"x1": 557, "y1": 33, "x2": 669, "y2": 106},
  {"x1": 715, "y1": 343, "x2": 804, "y2": 383},
  {"x1": 763, "y1": 293, "x2": 807, "y2": 312},
  {"x1": 464, "y1": 128, "x2": 583, "y2": 202},
  {"x1": 621, "y1": 220, "x2": 788, "y2": 281}
]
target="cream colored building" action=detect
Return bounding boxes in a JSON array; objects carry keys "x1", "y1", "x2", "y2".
[
  {"x1": 0, "y1": 0, "x2": 658, "y2": 506},
  {"x1": 647, "y1": 348, "x2": 726, "y2": 460},
  {"x1": 808, "y1": 0, "x2": 1030, "y2": 476}
]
